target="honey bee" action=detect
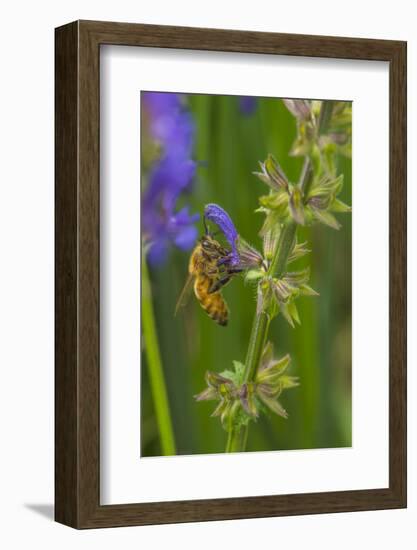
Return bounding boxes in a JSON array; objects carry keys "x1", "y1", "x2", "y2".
[{"x1": 175, "y1": 234, "x2": 242, "y2": 326}]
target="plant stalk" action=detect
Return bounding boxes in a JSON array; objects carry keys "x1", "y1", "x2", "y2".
[
  {"x1": 142, "y1": 254, "x2": 176, "y2": 456},
  {"x1": 224, "y1": 100, "x2": 332, "y2": 453},
  {"x1": 225, "y1": 223, "x2": 297, "y2": 452},
  {"x1": 226, "y1": 424, "x2": 248, "y2": 452},
  {"x1": 317, "y1": 100, "x2": 334, "y2": 136}
]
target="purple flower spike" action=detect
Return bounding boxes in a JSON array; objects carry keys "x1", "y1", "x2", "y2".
[
  {"x1": 142, "y1": 91, "x2": 199, "y2": 266},
  {"x1": 145, "y1": 207, "x2": 199, "y2": 267},
  {"x1": 143, "y1": 91, "x2": 181, "y2": 118},
  {"x1": 204, "y1": 203, "x2": 240, "y2": 266}
]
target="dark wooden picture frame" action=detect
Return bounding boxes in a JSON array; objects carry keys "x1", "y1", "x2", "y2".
[{"x1": 55, "y1": 20, "x2": 407, "y2": 529}]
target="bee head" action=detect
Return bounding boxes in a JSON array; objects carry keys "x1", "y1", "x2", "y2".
[{"x1": 201, "y1": 235, "x2": 215, "y2": 251}]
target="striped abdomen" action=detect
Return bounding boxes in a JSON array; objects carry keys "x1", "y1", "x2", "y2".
[{"x1": 194, "y1": 275, "x2": 229, "y2": 326}]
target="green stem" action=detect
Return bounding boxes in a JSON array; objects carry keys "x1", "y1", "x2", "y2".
[
  {"x1": 243, "y1": 222, "x2": 297, "y2": 387},
  {"x1": 269, "y1": 222, "x2": 297, "y2": 278},
  {"x1": 142, "y1": 254, "x2": 176, "y2": 456},
  {"x1": 226, "y1": 424, "x2": 248, "y2": 452},
  {"x1": 243, "y1": 312, "x2": 268, "y2": 383},
  {"x1": 226, "y1": 224, "x2": 296, "y2": 453},
  {"x1": 225, "y1": 100, "x2": 332, "y2": 453},
  {"x1": 317, "y1": 100, "x2": 334, "y2": 136}
]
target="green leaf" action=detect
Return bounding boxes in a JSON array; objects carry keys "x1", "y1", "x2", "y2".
[
  {"x1": 233, "y1": 361, "x2": 246, "y2": 383},
  {"x1": 280, "y1": 303, "x2": 295, "y2": 328},
  {"x1": 257, "y1": 392, "x2": 288, "y2": 419},
  {"x1": 264, "y1": 154, "x2": 289, "y2": 189},
  {"x1": 256, "y1": 356, "x2": 291, "y2": 385},
  {"x1": 287, "y1": 301, "x2": 301, "y2": 325},
  {"x1": 310, "y1": 206, "x2": 341, "y2": 230},
  {"x1": 205, "y1": 371, "x2": 233, "y2": 388},
  {"x1": 221, "y1": 361, "x2": 246, "y2": 386},
  {"x1": 253, "y1": 170, "x2": 275, "y2": 188},
  {"x1": 300, "y1": 284, "x2": 319, "y2": 296},
  {"x1": 259, "y1": 189, "x2": 289, "y2": 211},
  {"x1": 288, "y1": 240, "x2": 310, "y2": 263},
  {"x1": 253, "y1": 155, "x2": 290, "y2": 191},
  {"x1": 194, "y1": 386, "x2": 217, "y2": 402},
  {"x1": 211, "y1": 399, "x2": 229, "y2": 419},
  {"x1": 258, "y1": 352, "x2": 290, "y2": 376},
  {"x1": 233, "y1": 402, "x2": 257, "y2": 429},
  {"x1": 333, "y1": 174, "x2": 344, "y2": 195},
  {"x1": 279, "y1": 375, "x2": 300, "y2": 390},
  {"x1": 260, "y1": 341, "x2": 274, "y2": 367},
  {"x1": 284, "y1": 268, "x2": 310, "y2": 288},
  {"x1": 220, "y1": 400, "x2": 236, "y2": 427},
  {"x1": 308, "y1": 174, "x2": 344, "y2": 198},
  {"x1": 331, "y1": 198, "x2": 352, "y2": 213}
]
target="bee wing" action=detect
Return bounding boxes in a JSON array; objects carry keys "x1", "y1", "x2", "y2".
[{"x1": 175, "y1": 273, "x2": 195, "y2": 316}]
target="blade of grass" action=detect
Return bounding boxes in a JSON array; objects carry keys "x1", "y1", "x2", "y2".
[{"x1": 142, "y1": 253, "x2": 176, "y2": 456}]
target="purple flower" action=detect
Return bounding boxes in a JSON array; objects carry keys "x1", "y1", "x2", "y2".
[
  {"x1": 143, "y1": 92, "x2": 181, "y2": 118},
  {"x1": 142, "y1": 92, "x2": 199, "y2": 266},
  {"x1": 143, "y1": 92, "x2": 195, "y2": 157},
  {"x1": 145, "y1": 206, "x2": 199, "y2": 266},
  {"x1": 204, "y1": 204, "x2": 240, "y2": 266},
  {"x1": 239, "y1": 96, "x2": 257, "y2": 116},
  {"x1": 145, "y1": 155, "x2": 196, "y2": 214}
]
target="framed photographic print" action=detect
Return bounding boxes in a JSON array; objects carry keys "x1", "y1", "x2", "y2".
[{"x1": 55, "y1": 20, "x2": 406, "y2": 528}]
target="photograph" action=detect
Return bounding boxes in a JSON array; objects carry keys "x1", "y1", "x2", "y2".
[
  {"x1": 140, "y1": 91, "x2": 352, "y2": 457},
  {"x1": 0, "y1": 0, "x2": 410, "y2": 542}
]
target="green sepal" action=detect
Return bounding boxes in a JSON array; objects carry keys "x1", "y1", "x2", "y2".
[
  {"x1": 310, "y1": 206, "x2": 341, "y2": 230},
  {"x1": 257, "y1": 392, "x2": 288, "y2": 419},
  {"x1": 289, "y1": 185, "x2": 305, "y2": 225},
  {"x1": 300, "y1": 284, "x2": 319, "y2": 297},
  {"x1": 331, "y1": 198, "x2": 352, "y2": 213},
  {"x1": 287, "y1": 301, "x2": 301, "y2": 325},
  {"x1": 288, "y1": 240, "x2": 310, "y2": 263}
]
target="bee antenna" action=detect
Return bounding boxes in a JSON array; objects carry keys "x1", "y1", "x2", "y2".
[{"x1": 203, "y1": 216, "x2": 210, "y2": 236}]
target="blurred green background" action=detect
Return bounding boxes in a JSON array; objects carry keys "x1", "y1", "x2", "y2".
[{"x1": 141, "y1": 95, "x2": 352, "y2": 456}]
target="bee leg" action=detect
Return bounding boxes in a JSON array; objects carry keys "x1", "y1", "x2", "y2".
[
  {"x1": 208, "y1": 275, "x2": 233, "y2": 293},
  {"x1": 217, "y1": 256, "x2": 244, "y2": 268},
  {"x1": 209, "y1": 266, "x2": 244, "y2": 293},
  {"x1": 220, "y1": 267, "x2": 243, "y2": 276}
]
